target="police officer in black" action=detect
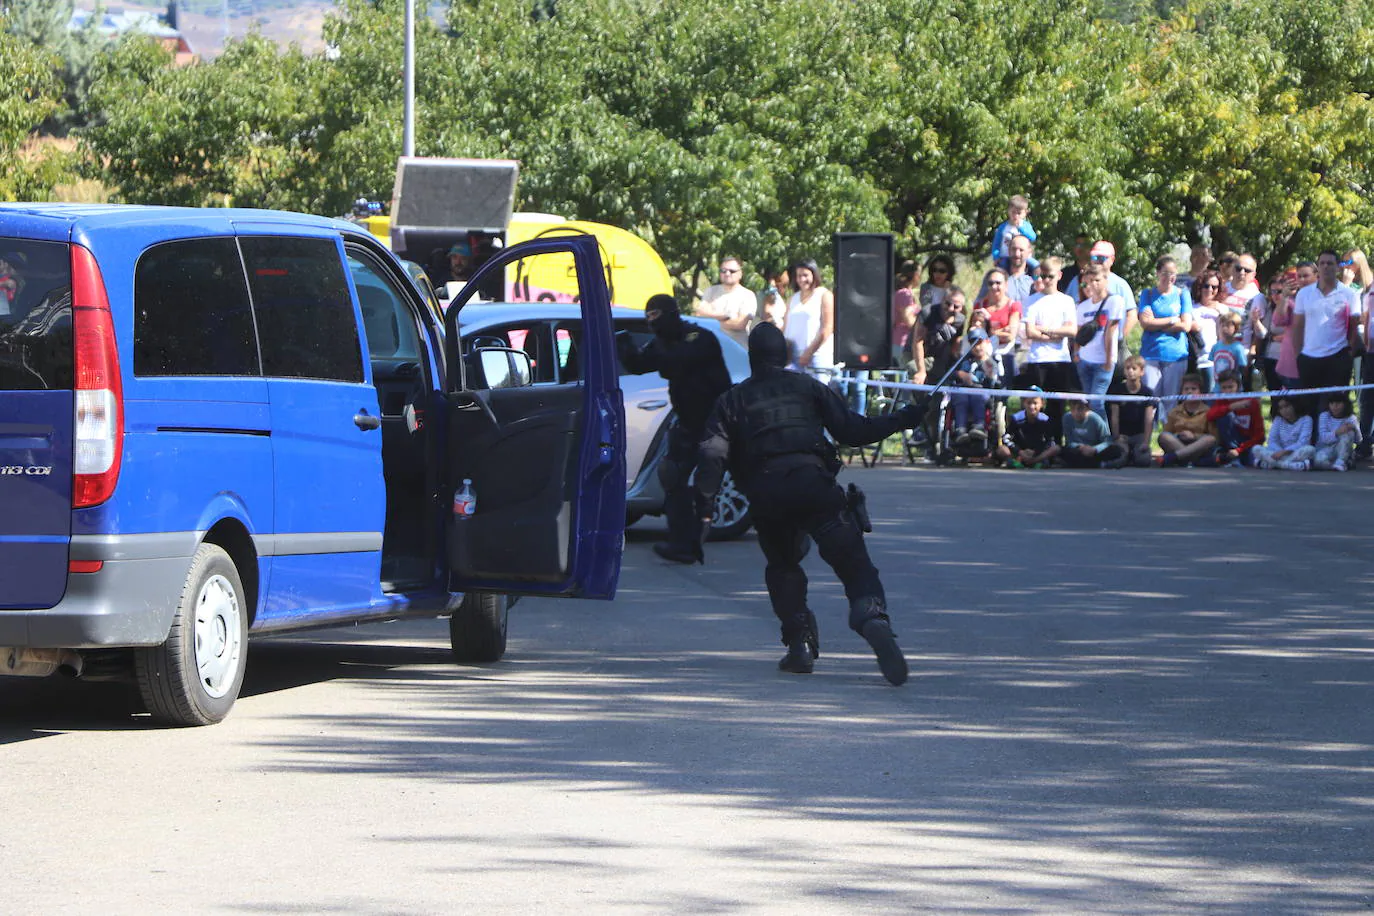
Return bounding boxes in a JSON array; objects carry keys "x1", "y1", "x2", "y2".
[
  {"x1": 620, "y1": 293, "x2": 733, "y2": 564},
  {"x1": 696, "y1": 322, "x2": 923, "y2": 685}
]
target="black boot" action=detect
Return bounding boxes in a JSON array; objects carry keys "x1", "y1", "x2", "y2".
[
  {"x1": 778, "y1": 639, "x2": 814, "y2": 674},
  {"x1": 850, "y1": 597, "x2": 907, "y2": 686}
]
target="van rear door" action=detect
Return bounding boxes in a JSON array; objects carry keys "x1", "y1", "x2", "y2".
[
  {"x1": 0, "y1": 239, "x2": 74, "y2": 609},
  {"x1": 443, "y1": 235, "x2": 625, "y2": 598}
]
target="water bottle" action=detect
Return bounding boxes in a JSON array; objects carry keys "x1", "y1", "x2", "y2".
[{"x1": 453, "y1": 478, "x2": 476, "y2": 519}]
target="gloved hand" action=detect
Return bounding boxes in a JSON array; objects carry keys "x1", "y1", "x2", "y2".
[{"x1": 896, "y1": 401, "x2": 926, "y2": 428}]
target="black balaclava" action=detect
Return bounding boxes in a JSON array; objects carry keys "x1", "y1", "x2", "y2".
[
  {"x1": 748, "y1": 321, "x2": 789, "y2": 374},
  {"x1": 645, "y1": 293, "x2": 685, "y2": 339}
]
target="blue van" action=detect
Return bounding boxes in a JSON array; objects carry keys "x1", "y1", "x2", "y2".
[{"x1": 0, "y1": 204, "x2": 626, "y2": 725}]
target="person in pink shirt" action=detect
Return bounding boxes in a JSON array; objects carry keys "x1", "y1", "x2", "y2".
[{"x1": 891, "y1": 260, "x2": 920, "y2": 367}]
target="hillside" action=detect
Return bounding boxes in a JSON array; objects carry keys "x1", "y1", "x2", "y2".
[{"x1": 73, "y1": 0, "x2": 338, "y2": 57}]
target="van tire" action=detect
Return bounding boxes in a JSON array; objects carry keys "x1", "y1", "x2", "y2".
[
  {"x1": 135, "y1": 544, "x2": 247, "y2": 726},
  {"x1": 449, "y1": 592, "x2": 508, "y2": 663}
]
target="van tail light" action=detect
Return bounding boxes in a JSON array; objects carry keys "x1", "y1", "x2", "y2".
[{"x1": 71, "y1": 245, "x2": 123, "y2": 508}]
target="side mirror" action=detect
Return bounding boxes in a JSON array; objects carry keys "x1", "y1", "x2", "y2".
[{"x1": 468, "y1": 347, "x2": 533, "y2": 390}]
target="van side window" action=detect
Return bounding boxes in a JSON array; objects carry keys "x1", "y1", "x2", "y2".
[
  {"x1": 346, "y1": 254, "x2": 421, "y2": 360},
  {"x1": 134, "y1": 238, "x2": 259, "y2": 378},
  {"x1": 240, "y1": 237, "x2": 363, "y2": 382}
]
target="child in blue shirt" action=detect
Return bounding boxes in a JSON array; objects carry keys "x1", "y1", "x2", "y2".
[
  {"x1": 989, "y1": 194, "x2": 1039, "y2": 272},
  {"x1": 1208, "y1": 311, "x2": 1247, "y2": 391}
]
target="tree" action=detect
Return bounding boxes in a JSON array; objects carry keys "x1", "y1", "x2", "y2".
[
  {"x1": 4, "y1": 0, "x2": 113, "y2": 134},
  {"x1": 0, "y1": 24, "x2": 70, "y2": 200}
]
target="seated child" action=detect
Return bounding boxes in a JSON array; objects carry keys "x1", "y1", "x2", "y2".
[
  {"x1": 951, "y1": 328, "x2": 1001, "y2": 449},
  {"x1": 1108, "y1": 354, "x2": 1156, "y2": 467},
  {"x1": 1061, "y1": 395, "x2": 1127, "y2": 468},
  {"x1": 1314, "y1": 392, "x2": 1359, "y2": 471},
  {"x1": 1207, "y1": 312, "x2": 1247, "y2": 391},
  {"x1": 1251, "y1": 395, "x2": 1315, "y2": 470},
  {"x1": 1203, "y1": 370, "x2": 1265, "y2": 466},
  {"x1": 1159, "y1": 372, "x2": 1218, "y2": 466},
  {"x1": 993, "y1": 389, "x2": 1060, "y2": 468}
]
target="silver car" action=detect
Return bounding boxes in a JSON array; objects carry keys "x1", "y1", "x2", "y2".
[{"x1": 457, "y1": 304, "x2": 753, "y2": 540}]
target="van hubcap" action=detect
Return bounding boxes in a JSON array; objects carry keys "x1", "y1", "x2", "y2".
[{"x1": 194, "y1": 574, "x2": 242, "y2": 699}]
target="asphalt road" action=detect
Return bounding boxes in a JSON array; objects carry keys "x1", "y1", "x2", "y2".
[{"x1": 3, "y1": 466, "x2": 1373, "y2": 914}]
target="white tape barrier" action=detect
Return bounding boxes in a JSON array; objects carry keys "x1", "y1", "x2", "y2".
[{"x1": 815, "y1": 369, "x2": 1374, "y2": 406}]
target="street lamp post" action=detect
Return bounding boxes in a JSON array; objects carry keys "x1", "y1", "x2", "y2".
[{"x1": 403, "y1": 0, "x2": 415, "y2": 157}]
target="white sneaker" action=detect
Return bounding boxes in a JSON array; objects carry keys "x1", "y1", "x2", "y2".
[{"x1": 1333, "y1": 460, "x2": 1348, "y2": 472}]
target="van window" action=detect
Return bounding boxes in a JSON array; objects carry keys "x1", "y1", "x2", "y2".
[
  {"x1": 346, "y1": 254, "x2": 421, "y2": 360},
  {"x1": 0, "y1": 239, "x2": 72, "y2": 391},
  {"x1": 240, "y1": 237, "x2": 363, "y2": 382},
  {"x1": 134, "y1": 238, "x2": 259, "y2": 377}
]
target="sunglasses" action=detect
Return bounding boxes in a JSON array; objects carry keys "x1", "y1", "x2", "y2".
[
  {"x1": 1234, "y1": 265, "x2": 1254, "y2": 273},
  {"x1": 930, "y1": 266, "x2": 949, "y2": 274},
  {"x1": 1340, "y1": 259, "x2": 1356, "y2": 267},
  {"x1": 720, "y1": 267, "x2": 741, "y2": 274},
  {"x1": 1202, "y1": 282, "x2": 1220, "y2": 289},
  {"x1": 1038, "y1": 273, "x2": 1056, "y2": 280},
  {"x1": 988, "y1": 280, "x2": 1004, "y2": 286},
  {"x1": 1090, "y1": 254, "x2": 1109, "y2": 263}
]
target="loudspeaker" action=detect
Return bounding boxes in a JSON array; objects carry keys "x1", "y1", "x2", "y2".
[{"x1": 833, "y1": 233, "x2": 895, "y2": 370}]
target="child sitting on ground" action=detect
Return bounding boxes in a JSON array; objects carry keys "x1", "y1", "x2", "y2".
[
  {"x1": 994, "y1": 389, "x2": 1060, "y2": 468},
  {"x1": 1314, "y1": 392, "x2": 1359, "y2": 471},
  {"x1": 1251, "y1": 395, "x2": 1315, "y2": 470},
  {"x1": 1061, "y1": 395, "x2": 1127, "y2": 468},
  {"x1": 1208, "y1": 312, "x2": 1248, "y2": 391},
  {"x1": 951, "y1": 328, "x2": 1001, "y2": 450},
  {"x1": 1108, "y1": 354, "x2": 1156, "y2": 467},
  {"x1": 1159, "y1": 373, "x2": 1218, "y2": 467},
  {"x1": 1203, "y1": 370, "x2": 1265, "y2": 466}
]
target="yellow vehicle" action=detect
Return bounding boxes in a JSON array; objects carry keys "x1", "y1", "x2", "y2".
[{"x1": 359, "y1": 213, "x2": 671, "y2": 311}]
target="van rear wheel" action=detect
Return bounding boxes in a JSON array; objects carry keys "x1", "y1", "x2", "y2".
[
  {"x1": 135, "y1": 543, "x2": 247, "y2": 726},
  {"x1": 449, "y1": 592, "x2": 508, "y2": 663}
]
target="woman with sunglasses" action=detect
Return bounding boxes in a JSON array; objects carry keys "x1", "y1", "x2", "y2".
[
  {"x1": 1255, "y1": 271, "x2": 1295, "y2": 391},
  {"x1": 1137, "y1": 255, "x2": 1193, "y2": 402},
  {"x1": 1191, "y1": 269, "x2": 1225, "y2": 392},
  {"x1": 919, "y1": 254, "x2": 956, "y2": 320},
  {"x1": 973, "y1": 267, "x2": 1023, "y2": 382},
  {"x1": 1341, "y1": 249, "x2": 1372, "y2": 292}
]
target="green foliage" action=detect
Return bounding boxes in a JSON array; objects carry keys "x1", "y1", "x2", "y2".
[
  {"x1": 66, "y1": 0, "x2": 1374, "y2": 294},
  {"x1": 4, "y1": 0, "x2": 114, "y2": 134},
  {"x1": 0, "y1": 25, "x2": 70, "y2": 200}
]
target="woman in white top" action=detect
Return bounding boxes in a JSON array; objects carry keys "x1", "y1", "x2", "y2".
[{"x1": 783, "y1": 258, "x2": 835, "y2": 371}]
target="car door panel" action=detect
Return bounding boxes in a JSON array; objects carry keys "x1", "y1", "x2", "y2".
[{"x1": 443, "y1": 235, "x2": 624, "y2": 598}]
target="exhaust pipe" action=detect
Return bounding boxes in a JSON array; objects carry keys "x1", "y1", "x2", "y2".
[{"x1": 3, "y1": 647, "x2": 84, "y2": 678}]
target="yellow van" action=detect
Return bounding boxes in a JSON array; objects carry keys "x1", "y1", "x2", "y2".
[{"x1": 359, "y1": 212, "x2": 672, "y2": 310}]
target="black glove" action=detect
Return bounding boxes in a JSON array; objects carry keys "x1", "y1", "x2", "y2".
[{"x1": 896, "y1": 401, "x2": 926, "y2": 427}]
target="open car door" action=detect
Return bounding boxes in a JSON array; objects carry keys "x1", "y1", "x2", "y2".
[{"x1": 443, "y1": 235, "x2": 625, "y2": 598}]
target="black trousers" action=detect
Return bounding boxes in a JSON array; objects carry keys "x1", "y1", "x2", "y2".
[
  {"x1": 747, "y1": 462, "x2": 885, "y2": 643},
  {"x1": 1297, "y1": 349, "x2": 1352, "y2": 417},
  {"x1": 659, "y1": 424, "x2": 704, "y2": 552}
]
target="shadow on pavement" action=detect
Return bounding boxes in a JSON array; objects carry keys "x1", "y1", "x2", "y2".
[{"x1": 3, "y1": 469, "x2": 1372, "y2": 911}]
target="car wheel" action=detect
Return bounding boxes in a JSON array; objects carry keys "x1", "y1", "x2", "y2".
[
  {"x1": 449, "y1": 592, "x2": 508, "y2": 663},
  {"x1": 707, "y1": 469, "x2": 752, "y2": 541},
  {"x1": 135, "y1": 543, "x2": 247, "y2": 726}
]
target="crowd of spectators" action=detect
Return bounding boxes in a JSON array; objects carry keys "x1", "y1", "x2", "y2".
[
  {"x1": 889, "y1": 194, "x2": 1374, "y2": 470},
  {"x1": 691, "y1": 192, "x2": 1373, "y2": 471}
]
